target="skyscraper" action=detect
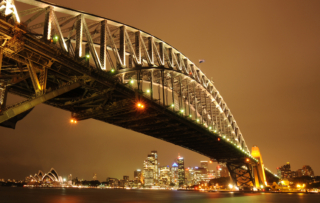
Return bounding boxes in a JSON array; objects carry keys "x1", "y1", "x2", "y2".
[
  {"x1": 134, "y1": 169, "x2": 142, "y2": 181},
  {"x1": 151, "y1": 151, "x2": 158, "y2": 180},
  {"x1": 143, "y1": 151, "x2": 159, "y2": 186},
  {"x1": 177, "y1": 156, "x2": 185, "y2": 187},
  {"x1": 171, "y1": 162, "x2": 178, "y2": 185}
]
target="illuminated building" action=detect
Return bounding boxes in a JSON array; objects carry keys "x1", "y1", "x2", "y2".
[
  {"x1": 143, "y1": 169, "x2": 154, "y2": 186},
  {"x1": 27, "y1": 168, "x2": 62, "y2": 185},
  {"x1": 93, "y1": 173, "x2": 97, "y2": 180},
  {"x1": 134, "y1": 169, "x2": 142, "y2": 183},
  {"x1": 177, "y1": 156, "x2": 185, "y2": 187},
  {"x1": 106, "y1": 177, "x2": 119, "y2": 187},
  {"x1": 123, "y1": 176, "x2": 129, "y2": 181},
  {"x1": 216, "y1": 164, "x2": 229, "y2": 178},
  {"x1": 193, "y1": 167, "x2": 208, "y2": 184},
  {"x1": 301, "y1": 165, "x2": 314, "y2": 177},
  {"x1": 143, "y1": 151, "x2": 158, "y2": 184},
  {"x1": 207, "y1": 170, "x2": 215, "y2": 180},
  {"x1": 171, "y1": 162, "x2": 178, "y2": 185},
  {"x1": 151, "y1": 151, "x2": 158, "y2": 180},
  {"x1": 277, "y1": 162, "x2": 291, "y2": 179},
  {"x1": 159, "y1": 166, "x2": 171, "y2": 185},
  {"x1": 185, "y1": 168, "x2": 194, "y2": 186}
]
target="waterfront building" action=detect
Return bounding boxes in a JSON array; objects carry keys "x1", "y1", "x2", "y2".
[
  {"x1": 177, "y1": 156, "x2": 185, "y2": 187},
  {"x1": 277, "y1": 162, "x2": 292, "y2": 179},
  {"x1": 216, "y1": 164, "x2": 229, "y2": 178},
  {"x1": 207, "y1": 170, "x2": 215, "y2": 180},
  {"x1": 106, "y1": 177, "x2": 119, "y2": 187},
  {"x1": 301, "y1": 165, "x2": 314, "y2": 177},
  {"x1": 134, "y1": 169, "x2": 142, "y2": 183},
  {"x1": 26, "y1": 168, "x2": 64, "y2": 186},
  {"x1": 143, "y1": 169, "x2": 154, "y2": 186},
  {"x1": 171, "y1": 162, "x2": 178, "y2": 186},
  {"x1": 123, "y1": 176, "x2": 129, "y2": 181},
  {"x1": 143, "y1": 151, "x2": 158, "y2": 184},
  {"x1": 159, "y1": 166, "x2": 171, "y2": 186}
]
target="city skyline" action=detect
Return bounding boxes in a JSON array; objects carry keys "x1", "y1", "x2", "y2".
[{"x1": 1, "y1": 0, "x2": 320, "y2": 181}]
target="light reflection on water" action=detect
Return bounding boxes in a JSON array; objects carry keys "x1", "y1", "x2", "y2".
[{"x1": 0, "y1": 187, "x2": 319, "y2": 203}]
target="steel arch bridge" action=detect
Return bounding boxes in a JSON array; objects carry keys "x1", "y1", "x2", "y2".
[{"x1": 0, "y1": 0, "x2": 278, "y2": 189}]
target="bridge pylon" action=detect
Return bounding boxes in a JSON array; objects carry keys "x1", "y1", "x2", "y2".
[
  {"x1": 251, "y1": 146, "x2": 267, "y2": 189},
  {"x1": 226, "y1": 159, "x2": 255, "y2": 190}
]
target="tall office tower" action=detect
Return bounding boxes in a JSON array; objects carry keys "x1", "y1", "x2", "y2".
[
  {"x1": 93, "y1": 174, "x2": 97, "y2": 180},
  {"x1": 159, "y1": 166, "x2": 171, "y2": 185},
  {"x1": 177, "y1": 156, "x2": 185, "y2": 187},
  {"x1": 201, "y1": 161, "x2": 209, "y2": 169},
  {"x1": 151, "y1": 151, "x2": 158, "y2": 180},
  {"x1": 123, "y1": 176, "x2": 129, "y2": 181},
  {"x1": 143, "y1": 169, "x2": 154, "y2": 186},
  {"x1": 143, "y1": 151, "x2": 158, "y2": 183},
  {"x1": 134, "y1": 169, "x2": 142, "y2": 182},
  {"x1": 171, "y1": 162, "x2": 179, "y2": 185}
]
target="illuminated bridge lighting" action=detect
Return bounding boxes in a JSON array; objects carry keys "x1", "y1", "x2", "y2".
[
  {"x1": 137, "y1": 103, "x2": 145, "y2": 109},
  {"x1": 70, "y1": 119, "x2": 77, "y2": 124}
]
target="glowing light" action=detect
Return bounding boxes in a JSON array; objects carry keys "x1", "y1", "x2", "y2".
[
  {"x1": 209, "y1": 160, "x2": 213, "y2": 164},
  {"x1": 260, "y1": 185, "x2": 264, "y2": 189},
  {"x1": 246, "y1": 158, "x2": 250, "y2": 162},
  {"x1": 209, "y1": 127, "x2": 212, "y2": 130},
  {"x1": 180, "y1": 109, "x2": 184, "y2": 113},
  {"x1": 197, "y1": 119, "x2": 200, "y2": 122},
  {"x1": 111, "y1": 69, "x2": 115, "y2": 73},
  {"x1": 130, "y1": 80, "x2": 134, "y2": 84},
  {"x1": 146, "y1": 89, "x2": 150, "y2": 93},
  {"x1": 217, "y1": 138, "x2": 220, "y2": 141},
  {"x1": 75, "y1": 120, "x2": 77, "y2": 123},
  {"x1": 171, "y1": 104, "x2": 174, "y2": 107},
  {"x1": 228, "y1": 184, "x2": 233, "y2": 189},
  {"x1": 189, "y1": 115, "x2": 192, "y2": 118},
  {"x1": 70, "y1": 119, "x2": 74, "y2": 123},
  {"x1": 86, "y1": 54, "x2": 90, "y2": 58}
]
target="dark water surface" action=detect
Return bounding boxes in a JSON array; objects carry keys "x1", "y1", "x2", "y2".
[{"x1": 0, "y1": 187, "x2": 319, "y2": 203}]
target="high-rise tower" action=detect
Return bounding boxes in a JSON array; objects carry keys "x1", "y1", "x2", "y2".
[{"x1": 177, "y1": 156, "x2": 185, "y2": 187}]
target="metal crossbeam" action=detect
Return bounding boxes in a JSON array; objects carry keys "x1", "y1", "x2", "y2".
[{"x1": 0, "y1": 82, "x2": 81, "y2": 123}]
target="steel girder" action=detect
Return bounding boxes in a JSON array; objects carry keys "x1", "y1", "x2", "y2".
[{"x1": 0, "y1": 0, "x2": 279, "y2": 179}]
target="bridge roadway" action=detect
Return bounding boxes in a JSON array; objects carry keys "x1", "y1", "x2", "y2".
[{"x1": 0, "y1": 0, "x2": 278, "y2": 189}]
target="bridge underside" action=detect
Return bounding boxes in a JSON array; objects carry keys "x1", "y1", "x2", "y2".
[{"x1": 0, "y1": 0, "x2": 279, "y2": 188}]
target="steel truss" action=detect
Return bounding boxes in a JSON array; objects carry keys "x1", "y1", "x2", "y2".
[
  {"x1": 0, "y1": 0, "x2": 279, "y2": 181},
  {"x1": 227, "y1": 162, "x2": 255, "y2": 189}
]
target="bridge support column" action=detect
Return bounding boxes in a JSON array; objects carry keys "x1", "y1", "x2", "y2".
[
  {"x1": 226, "y1": 161, "x2": 255, "y2": 191},
  {"x1": 251, "y1": 146, "x2": 267, "y2": 189}
]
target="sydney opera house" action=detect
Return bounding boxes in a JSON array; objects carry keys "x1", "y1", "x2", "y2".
[{"x1": 26, "y1": 168, "x2": 63, "y2": 185}]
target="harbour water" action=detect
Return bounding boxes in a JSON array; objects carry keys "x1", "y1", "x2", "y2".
[{"x1": 0, "y1": 187, "x2": 319, "y2": 203}]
